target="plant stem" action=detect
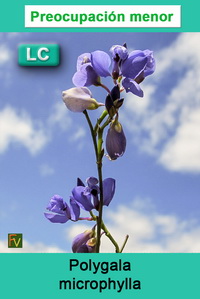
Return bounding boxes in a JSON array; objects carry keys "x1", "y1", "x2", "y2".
[
  {"x1": 119, "y1": 235, "x2": 129, "y2": 253},
  {"x1": 95, "y1": 157, "x2": 103, "y2": 252},
  {"x1": 83, "y1": 110, "x2": 98, "y2": 161},
  {"x1": 94, "y1": 110, "x2": 108, "y2": 134},
  {"x1": 78, "y1": 217, "x2": 94, "y2": 221},
  {"x1": 83, "y1": 110, "x2": 104, "y2": 253},
  {"x1": 101, "y1": 221, "x2": 120, "y2": 253},
  {"x1": 83, "y1": 109, "x2": 119, "y2": 253},
  {"x1": 90, "y1": 212, "x2": 121, "y2": 252}
]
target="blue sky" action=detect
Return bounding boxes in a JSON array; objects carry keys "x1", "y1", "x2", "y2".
[{"x1": 1, "y1": 32, "x2": 200, "y2": 252}]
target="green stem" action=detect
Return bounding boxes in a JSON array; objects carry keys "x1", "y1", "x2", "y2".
[
  {"x1": 90, "y1": 211, "x2": 122, "y2": 253},
  {"x1": 119, "y1": 235, "x2": 129, "y2": 253},
  {"x1": 101, "y1": 221, "x2": 120, "y2": 253},
  {"x1": 89, "y1": 211, "x2": 96, "y2": 220},
  {"x1": 83, "y1": 110, "x2": 104, "y2": 253},
  {"x1": 95, "y1": 159, "x2": 103, "y2": 252},
  {"x1": 83, "y1": 109, "x2": 120, "y2": 253},
  {"x1": 83, "y1": 110, "x2": 98, "y2": 161},
  {"x1": 94, "y1": 110, "x2": 108, "y2": 134}
]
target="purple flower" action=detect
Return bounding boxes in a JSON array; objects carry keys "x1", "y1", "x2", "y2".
[
  {"x1": 121, "y1": 49, "x2": 155, "y2": 97},
  {"x1": 44, "y1": 195, "x2": 80, "y2": 223},
  {"x1": 72, "y1": 229, "x2": 96, "y2": 253},
  {"x1": 106, "y1": 120, "x2": 126, "y2": 160},
  {"x1": 72, "y1": 176, "x2": 115, "y2": 211},
  {"x1": 110, "y1": 44, "x2": 128, "y2": 79},
  {"x1": 72, "y1": 51, "x2": 111, "y2": 87},
  {"x1": 110, "y1": 44, "x2": 128, "y2": 61}
]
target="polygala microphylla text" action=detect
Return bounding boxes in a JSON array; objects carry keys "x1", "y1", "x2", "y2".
[{"x1": 69, "y1": 258, "x2": 131, "y2": 274}]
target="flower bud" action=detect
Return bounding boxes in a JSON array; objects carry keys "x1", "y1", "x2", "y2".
[
  {"x1": 105, "y1": 94, "x2": 116, "y2": 118},
  {"x1": 62, "y1": 87, "x2": 104, "y2": 112},
  {"x1": 76, "y1": 237, "x2": 96, "y2": 253},
  {"x1": 72, "y1": 228, "x2": 95, "y2": 253},
  {"x1": 106, "y1": 120, "x2": 126, "y2": 160}
]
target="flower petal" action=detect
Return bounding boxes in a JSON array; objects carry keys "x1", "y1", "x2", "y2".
[
  {"x1": 44, "y1": 212, "x2": 70, "y2": 223},
  {"x1": 143, "y1": 50, "x2": 156, "y2": 77},
  {"x1": 46, "y1": 194, "x2": 71, "y2": 220},
  {"x1": 91, "y1": 50, "x2": 111, "y2": 77},
  {"x1": 72, "y1": 63, "x2": 100, "y2": 87},
  {"x1": 76, "y1": 244, "x2": 90, "y2": 253},
  {"x1": 70, "y1": 197, "x2": 80, "y2": 221},
  {"x1": 77, "y1": 177, "x2": 85, "y2": 187},
  {"x1": 103, "y1": 178, "x2": 116, "y2": 206},
  {"x1": 62, "y1": 87, "x2": 104, "y2": 112},
  {"x1": 122, "y1": 78, "x2": 144, "y2": 97},
  {"x1": 121, "y1": 51, "x2": 148, "y2": 79},
  {"x1": 76, "y1": 53, "x2": 91, "y2": 71},
  {"x1": 86, "y1": 176, "x2": 98, "y2": 188},
  {"x1": 72, "y1": 230, "x2": 94, "y2": 253},
  {"x1": 110, "y1": 45, "x2": 128, "y2": 61},
  {"x1": 72, "y1": 186, "x2": 94, "y2": 211}
]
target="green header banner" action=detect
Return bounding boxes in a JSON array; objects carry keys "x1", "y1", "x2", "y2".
[{"x1": 0, "y1": 0, "x2": 199, "y2": 32}]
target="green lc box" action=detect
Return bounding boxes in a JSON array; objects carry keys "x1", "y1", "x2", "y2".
[{"x1": 18, "y1": 44, "x2": 60, "y2": 66}]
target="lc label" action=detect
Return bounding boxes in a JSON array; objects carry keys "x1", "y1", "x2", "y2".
[{"x1": 18, "y1": 44, "x2": 60, "y2": 66}]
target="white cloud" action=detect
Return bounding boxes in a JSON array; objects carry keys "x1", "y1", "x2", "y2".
[
  {"x1": 39, "y1": 163, "x2": 55, "y2": 176},
  {"x1": 159, "y1": 108, "x2": 200, "y2": 172},
  {"x1": 70, "y1": 127, "x2": 86, "y2": 142},
  {"x1": 123, "y1": 33, "x2": 200, "y2": 173},
  {"x1": 48, "y1": 100, "x2": 86, "y2": 149},
  {"x1": 0, "y1": 44, "x2": 11, "y2": 65},
  {"x1": 66, "y1": 198, "x2": 200, "y2": 253},
  {"x1": 0, "y1": 239, "x2": 64, "y2": 253},
  {"x1": 48, "y1": 100, "x2": 72, "y2": 131},
  {"x1": 0, "y1": 106, "x2": 49, "y2": 154},
  {"x1": 0, "y1": 101, "x2": 85, "y2": 155}
]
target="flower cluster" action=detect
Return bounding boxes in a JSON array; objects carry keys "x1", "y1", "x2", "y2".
[
  {"x1": 63, "y1": 44, "x2": 155, "y2": 160},
  {"x1": 68, "y1": 44, "x2": 155, "y2": 97},
  {"x1": 44, "y1": 177, "x2": 115, "y2": 223}
]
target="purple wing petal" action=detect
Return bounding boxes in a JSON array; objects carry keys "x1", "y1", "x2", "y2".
[
  {"x1": 46, "y1": 195, "x2": 64, "y2": 211},
  {"x1": 72, "y1": 64, "x2": 99, "y2": 87},
  {"x1": 44, "y1": 212, "x2": 70, "y2": 223},
  {"x1": 72, "y1": 186, "x2": 94, "y2": 211},
  {"x1": 91, "y1": 50, "x2": 111, "y2": 77},
  {"x1": 76, "y1": 53, "x2": 91, "y2": 71},
  {"x1": 103, "y1": 178, "x2": 116, "y2": 206},
  {"x1": 143, "y1": 50, "x2": 156, "y2": 77},
  {"x1": 121, "y1": 51, "x2": 148, "y2": 79},
  {"x1": 122, "y1": 78, "x2": 144, "y2": 97},
  {"x1": 70, "y1": 197, "x2": 80, "y2": 221}
]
